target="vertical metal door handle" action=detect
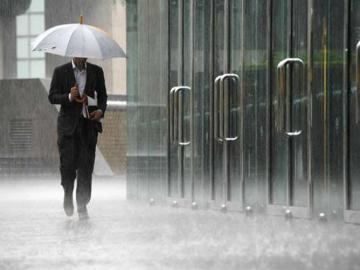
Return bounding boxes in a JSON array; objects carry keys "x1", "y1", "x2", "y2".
[
  {"x1": 169, "y1": 86, "x2": 178, "y2": 144},
  {"x1": 174, "y1": 86, "x2": 191, "y2": 146},
  {"x1": 214, "y1": 75, "x2": 224, "y2": 142},
  {"x1": 356, "y1": 41, "x2": 360, "y2": 123},
  {"x1": 277, "y1": 58, "x2": 304, "y2": 136},
  {"x1": 220, "y1": 73, "x2": 240, "y2": 141}
]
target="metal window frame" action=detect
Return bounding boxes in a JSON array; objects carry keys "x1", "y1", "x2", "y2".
[{"x1": 16, "y1": 7, "x2": 45, "y2": 78}]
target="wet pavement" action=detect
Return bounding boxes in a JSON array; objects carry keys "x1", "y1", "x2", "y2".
[{"x1": 0, "y1": 176, "x2": 359, "y2": 270}]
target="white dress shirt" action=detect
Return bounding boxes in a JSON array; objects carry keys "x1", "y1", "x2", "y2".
[
  {"x1": 69, "y1": 60, "x2": 87, "y2": 101},
  {"x1": 72, "y1": 60, "x2": 87, "y2": 97},
  {"x1": 70, "y1": 60, "x2": 87, "y2": 117},
  {"x1": 69, "y1": 60, "x2": 102, "y2": 119}
]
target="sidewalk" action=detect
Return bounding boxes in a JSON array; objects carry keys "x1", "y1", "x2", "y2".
[{"x1": 0, "y1": 177, "x2": 359, "y2": 270}]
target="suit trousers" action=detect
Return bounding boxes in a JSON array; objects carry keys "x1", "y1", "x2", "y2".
[{"x1": 58, "y1": 117, "x2": 98, "y2": 208}]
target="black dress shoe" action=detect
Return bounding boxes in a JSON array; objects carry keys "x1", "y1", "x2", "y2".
[
  {"x1": 78, "y1": 206, "x2": 89, "y2": 220},
  {"x1": 63, "y1": 191, "x2": 74, "y2": 217}
]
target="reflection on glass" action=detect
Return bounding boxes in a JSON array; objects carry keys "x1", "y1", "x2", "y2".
[
  {"x1": 349, "y1": 0, "x2": 360, "y2": 210},
  {"x1": 270, "y1": 0, "x2": 289, "y2": 205}
]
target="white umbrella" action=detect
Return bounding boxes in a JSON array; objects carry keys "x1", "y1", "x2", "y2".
[{"x1": 31, "y1": 16, "x2": 126, "y2": 59}]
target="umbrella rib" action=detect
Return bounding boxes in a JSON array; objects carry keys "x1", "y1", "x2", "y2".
[
  {"x1": 33, "y1": 24, "x2": 78, "y2": 56},
  {"x1": 64, "y1": 25, "x2": 82, "y2": 57},
  {"x1": 32, "y1": 24, "x2": 70, "y2": 50},
  {"x1": 90, "y1": 26, "x2": 126, "y2": 59},
  {"x1": 83, "y1": 26, "x2": 103, "y2": 59}
]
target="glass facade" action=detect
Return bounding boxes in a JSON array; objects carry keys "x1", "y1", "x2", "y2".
[
  {"x1": 127, "y1": 0, "x2": 360, "y2": 223},
  {"x1": 16, "y1": 0, "x2": 45, "y2": 78}
]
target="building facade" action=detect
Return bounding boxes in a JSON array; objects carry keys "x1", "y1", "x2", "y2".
[{"x1": 126, "y1": 0, "x2": 360, "y2": 224}]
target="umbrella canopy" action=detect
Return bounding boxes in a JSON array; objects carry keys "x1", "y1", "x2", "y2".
[{"x1": 31, "y1": 18, "x2": 126, "y2": 59}]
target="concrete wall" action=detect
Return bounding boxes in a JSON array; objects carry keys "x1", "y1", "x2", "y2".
[
  {"x1": 98, "y1": 105, "x2": 127, "y2": 175},
  {"x1": 0, "y1": 79, "x2": 58, "y2": 174},
  {"x1": 2, "y1": 17, "x2": 17, "y2": 78},
  {"x1": 111, "y1": 1, "x2": 127, "y2": 95}
]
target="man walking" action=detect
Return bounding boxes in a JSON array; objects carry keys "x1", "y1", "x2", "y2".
[{"x1": 49, "y1": 57, "x2": 107, "y2": 220}]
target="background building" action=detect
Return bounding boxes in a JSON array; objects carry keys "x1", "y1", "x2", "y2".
[{"x1": 0, "y1": 0, "x2": 127, "y2": 176}]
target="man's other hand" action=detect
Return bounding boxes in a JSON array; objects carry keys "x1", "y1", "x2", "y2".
[{"x1": 89, "y1": 110, "x2": 103, "y2": 121}]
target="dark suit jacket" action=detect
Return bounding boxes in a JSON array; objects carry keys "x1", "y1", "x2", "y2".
[{"x1": 48, "y1": 62, "x2": 108, "y2": 137}]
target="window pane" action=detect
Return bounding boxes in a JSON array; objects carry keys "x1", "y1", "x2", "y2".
[
  {"x1": 30, "y1": 38, "x2": 45, "y2": 58},
  {"x1": 30, "y1": 14, "x2": 44, "y2": 35},
  {"x1": 16, "y1": 15, "x2": 28, "y2": 36},
  {"x1": 30, "y1": 60, "x2": 45, "y2": 78},
  {"x1": 29, "y1": 0, "x2": 44, "y2": 12},
  {"x1": 17, "y1": 61, "x2": 29, "y2": 78},
  {"x1": 17, "y1": 38, "x2": 29, "y2": 58}
]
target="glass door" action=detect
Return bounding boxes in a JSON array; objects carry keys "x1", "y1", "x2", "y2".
[
  {"x1": 168, "y1": 0, "x2": 211, "y2": 208},
  {"x1": 345, "y1": 0, "x2": 360, "y2": 223},
  {"x1": 210, "y1": 0, "x2": 244, "y2": 211},
  {"x1": 268, "y1": 0, "x2": 312, "y2": 218},
  {"x1": 168, "y1": 0, "x2": 192, "y2": 207}
]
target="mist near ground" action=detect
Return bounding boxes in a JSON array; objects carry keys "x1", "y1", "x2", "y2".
[{"x1": 0, "y1": 177, "x2": 359, "y2": 270}]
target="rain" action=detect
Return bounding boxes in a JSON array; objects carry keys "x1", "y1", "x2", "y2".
[
  {"x1": 1, "y1": 0, "x2": 360, "y2": 269},
  {"x1": 1, "y1": 176, "x2": 360, "y2": 270}
]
